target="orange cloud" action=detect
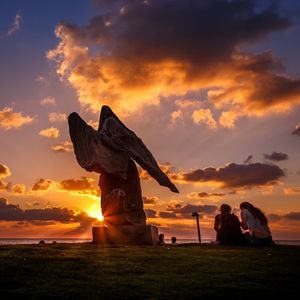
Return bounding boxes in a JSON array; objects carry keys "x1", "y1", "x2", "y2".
[
  {"x1": 49, "y1": 112, "x2": 67, "y2": 122},
  {"x1": 0, "y1": 107, "x2": 33, "y2": 130},
  {"x1": 142, "y1": 196, "x2": 159, "y2": 205},
  {"x1": 191, "y1": 109, "x2": 217, "y2": 129},
  {"x1": 209, "y1": 54, "x2": 300, "y2": 127},
  {"x1": 0, "y1": 198, "x2": 97, "y2": 228},
  {"x1": 284, "y1": 186, "x2": 300, "y2": 195},
  {"x1": 12, "y1": 184, "x2": 25, "y2": 194},
  {"x1": 171, "y1": 99, "x2": 203, "y2": 124},
  {"x1": 139, "y1": 163, "x2": 174, "y2": 181},
  {"x1": 0, "y1": 162, "x2": 11, "y2": 179},
  {"x1": 87, "y1": 120, "x2": 99, "y2": 129},
  {"x1": 40, "y1": 97, "x2": 56, "y2": 106},
  {"x1": 0, "y1": 180, "x2": 10, "y2": 191},
  {"x1": 32, "y1": 179, "x2": 53, "y2": 191},
  {"x1": 59, "y1": 176, "x2": 99, "y2": 196},
  {"x1": 0, "y1": 163, "x2": 11, "y2": 191},
  {"x1": 51, "y1": 140, "x2": 73, "y2": 152},
  {"x1": 39, "y1": 126, "x2": 60, "y2": 138},
  {"x1": 47, "y1": 1, "x2": 300, "y2": 127}
]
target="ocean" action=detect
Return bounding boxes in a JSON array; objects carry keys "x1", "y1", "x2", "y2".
[{"x1": 0, "y1": 238, "x2": 299, "y2": 246}]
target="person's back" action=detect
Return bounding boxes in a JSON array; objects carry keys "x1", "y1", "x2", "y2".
[
  {"x1": 214, "y1": 204, "x2": 244, "y2": 245},
  {"x1": 240, "y1": 202, "x2": 272, "y2": 246},
  {"x1": 241, "y1": 208, "x2": 271, "y2": 237}
]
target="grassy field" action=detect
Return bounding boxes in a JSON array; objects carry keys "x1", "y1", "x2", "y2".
[{"x1": 0, "y1": 243, "x2": 299, "y2": 299}]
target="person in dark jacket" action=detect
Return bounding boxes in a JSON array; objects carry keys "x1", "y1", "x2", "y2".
[{"x1": 214, "y1": 204, "x2": 244, "y2": 245}]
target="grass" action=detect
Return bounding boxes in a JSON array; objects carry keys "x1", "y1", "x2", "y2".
[{"x1": 0, "y1": 243, "x2": 299, "y2": 299}]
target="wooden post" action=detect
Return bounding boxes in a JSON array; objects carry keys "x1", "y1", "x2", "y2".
[{"x1": 192, "y1": 212, "x2": 201, "y2": 244}]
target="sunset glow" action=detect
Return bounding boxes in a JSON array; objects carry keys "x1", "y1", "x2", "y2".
[
  {"x1": 87, "y1": 204, "x2": 104, "y2": 222},
  {"x1": 1, "y1": 0, "x2": 300, "y2": 241}
]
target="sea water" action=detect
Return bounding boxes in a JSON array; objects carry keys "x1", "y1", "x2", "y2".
[{"x1": 0, "y1": 238, "x2": 299, "y2": 246}]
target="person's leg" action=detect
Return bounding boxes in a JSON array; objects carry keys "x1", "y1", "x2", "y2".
[
  {"x1": 243, "y1": 232, "x2": 252, "y2": 245},
  {"x1": 251, "y1": 236, "x2": 273, "y2": 246}
]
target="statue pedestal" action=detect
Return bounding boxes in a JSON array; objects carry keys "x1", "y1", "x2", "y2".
[{"x1": 92, "y1": 225, "x2": 158, "y2": 245}]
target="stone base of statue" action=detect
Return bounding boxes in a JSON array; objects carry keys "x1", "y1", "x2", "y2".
[{"x1": 92, "y1": 225, "x2": 159, "y2": 245}]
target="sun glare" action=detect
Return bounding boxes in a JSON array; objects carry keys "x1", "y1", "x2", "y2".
[
  {"x1": 87, "y1": 204, "x2": 104, "y2": 221},
  {"x1": 97, "y1": 211, "x2": 104, "y2": 221}
]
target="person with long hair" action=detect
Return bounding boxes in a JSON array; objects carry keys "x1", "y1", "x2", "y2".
[
  {"x1": 240, "y1": 202, "x2": 273, "y2": 246},
  {"x1": 214, "y1": 204, "x2": 244, "y2": 245}
]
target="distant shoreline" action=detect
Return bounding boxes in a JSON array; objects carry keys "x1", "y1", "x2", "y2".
[{"x1": 0, "y1": 238, "x2": 300, "y2": 246}]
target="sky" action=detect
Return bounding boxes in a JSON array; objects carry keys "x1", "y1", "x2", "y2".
[{"x1": 1, "y1": 0, "x2": 300, "y2": 240}]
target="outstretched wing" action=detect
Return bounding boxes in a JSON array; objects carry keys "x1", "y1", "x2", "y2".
[
  {"x1": 68, "y1": 112, "x2": 130, "y2": 179},
  {"x1": 98, "y1": 106, "x2": 179, "y2": 193}
]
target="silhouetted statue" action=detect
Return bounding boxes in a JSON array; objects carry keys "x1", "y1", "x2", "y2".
[{"x1": 68, "y1": 106, "x2": 179, "y2": 226}]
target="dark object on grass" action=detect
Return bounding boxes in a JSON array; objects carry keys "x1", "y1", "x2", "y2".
[
  {"x1": 39, "y1": 240, "x2": 45, "y2": 245},
  {"x1": 192, "y1": 211, "x2": 201, "y2": 244},
  {"x1": 158, "y1": 233, "x2": 165, "y2": 245},
  {"x1": 171, "y1": 237, "x2": 177, "y2": 244},
  {"x1": 68, "y1": 105, "x2": 179, "y2": 226}
]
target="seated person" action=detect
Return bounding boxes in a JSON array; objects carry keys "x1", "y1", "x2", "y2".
[
  {"x1": 240, "y1": 202, "x2": 273, "y2": 246},
  {"x1": 214, "y1": 204, "x2": 244, "y2": 245}
]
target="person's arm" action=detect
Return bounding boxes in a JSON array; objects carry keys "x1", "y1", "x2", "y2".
[
  {"x1": 241, "y1": 210, "x2": 248, "y2": 230},
  {"x1": 233, "y1": 214, "x2": 241, "y2": 227},
  {"x1": 214, "y1": 215, "x2": 220, "y2": 231}
]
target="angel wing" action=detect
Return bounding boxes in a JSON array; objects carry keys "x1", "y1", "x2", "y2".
[
  {"x1": 68, "y1": 112, "x2": 130, "y2": 178},
  {"x1": 68, "y1": 106, "x2": 179, "y2": 193}
]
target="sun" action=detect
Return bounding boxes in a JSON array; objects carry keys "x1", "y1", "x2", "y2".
[
  {"x1": 87, "y1": 204, "x2": 104, "y2": 221},
  {"x1": 96, "y1": 211, "x2": 104, "y2": 221}
]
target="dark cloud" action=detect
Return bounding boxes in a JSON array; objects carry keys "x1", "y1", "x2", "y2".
[
  {"x1": 264, "y1": 151, "x2": 289, "y2": 161},
  {"x1": 167, "y1": 203, "x2": 218, "y2": 218},
  {"x1": 284, "y1": 212, "x2": 300, "y2": 221},
  {"x1": 268, "y1": 212, "x2": 300, "y2": 222},
  {"x1": 178, "y1": 163, "x2": 285, "y2": 188},
  {"x1": 73, "y1": 0, "x2": 290, "y2": 65},
  {"x1": 145, "y1": 209, "x2": 157, "y2": 218},
  {"x1": 141, "y1": 162, "x2": 285, "y2": 189},
  {"x1": 267, "y1": 213, "x2": 282, "y2": 222},
  {"x1": 48, "y1": 0, "x2": 300, "y2": 123},
  {"x1": 188, "y1": 192, "x2": 225, "y2": 200},
  {"x1": 0, "y1": 198, "x2": 96, "y2": 224},
  {"x1": 32, "y1": 179, "x2": 53, "y2": 191},
  {"x1": 158, "y1": 211, "x2": 177, "y2": 219}
]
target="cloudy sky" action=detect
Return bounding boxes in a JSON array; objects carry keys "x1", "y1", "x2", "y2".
[{"x1": 1, "y1": 0, "x2": 300, "y2": 240}]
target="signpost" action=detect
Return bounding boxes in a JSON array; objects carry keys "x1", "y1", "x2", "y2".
[{"x1": 192, "y1": 212, "x2": 201, "y2": 244}]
